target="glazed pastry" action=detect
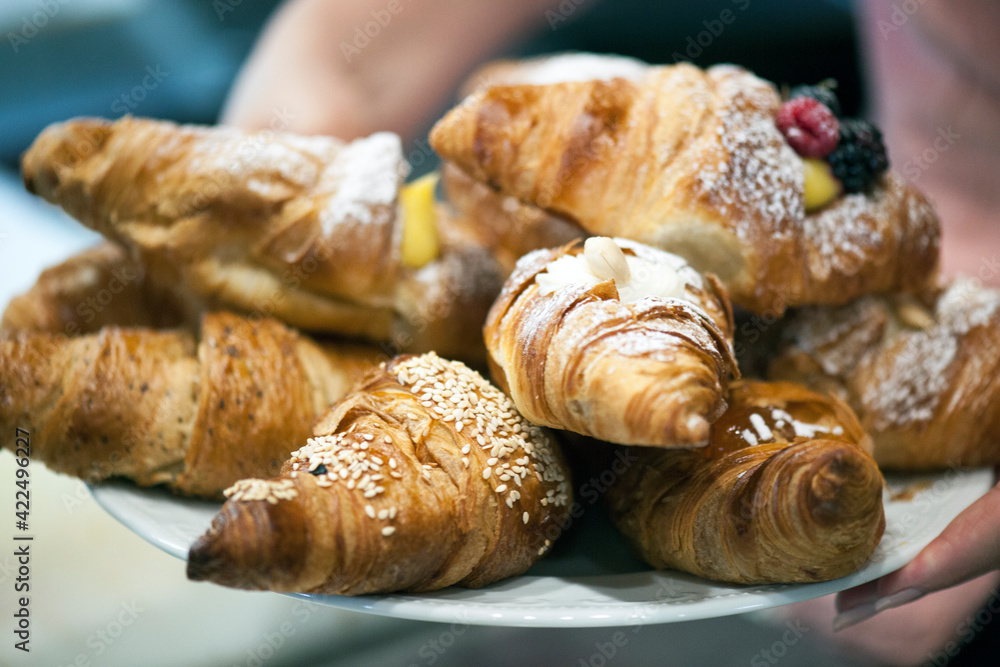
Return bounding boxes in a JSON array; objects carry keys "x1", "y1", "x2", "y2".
[
  {"x1": 0, "y1": 242, "x2": 195, "y2": 335},
  {"x1": 485, "y1": 236, "x2": 736, "y2": 447},
  {"x1": 0, "y1": 312, "x2": 383, "y2": 497},
  {"x1": 768, "y1": 279, "x2": 1000, "y2": 469},
  {"x1": 606, "y1": 380, "x2": 885, "y2": 584},
  {"x1": 20, "y1": 117, "x2": 502, "y2": 360},
  {"x1": 430, "y1": 61, "x2": 940, "y2": 314},
  {"x1": 187, "y1": 352, "x2": 572, "y2": 594}
]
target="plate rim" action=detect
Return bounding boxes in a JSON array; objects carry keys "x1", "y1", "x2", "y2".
[{"x1": 89, "y1": 467, "x2": 995, "y2": 628}]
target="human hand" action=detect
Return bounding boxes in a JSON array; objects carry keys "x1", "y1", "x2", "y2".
[
  {"x1": 834, "y1": 472, "x2": 1000, "y2": 630},
  {"x1": 221, "y1": 0, "x2": 558, "y2": 143}
]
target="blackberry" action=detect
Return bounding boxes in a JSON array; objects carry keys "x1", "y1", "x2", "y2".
[
  {"x1": 827, "y1": 118, "x2": 889, "y2": 194},
  {"x1": 789, "y1": 83, "x2": 841, "y2": 117}
]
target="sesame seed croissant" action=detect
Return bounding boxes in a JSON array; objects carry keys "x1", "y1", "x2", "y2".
[
  {"x1": 20, "y1": 117, "x2": 502, "y2": 361},
  {"x1": 767, "y1": 278, "x2": 1000, "y2": 469},
  {"x1": 606, "y1": 380, "x2": 885, "y2": 584},
  {"x1": 0, "y1": 311, "x2": 382, "y2": 497},
  {"x1": 430, "y1": 60, "x2": 940, "y2": 314},
  {"x1": 187, "y1": 352, "x2": 572, "y2": 594},
  {"x1": 484, "y1": 237, "x2": 737, "y2": 447}
]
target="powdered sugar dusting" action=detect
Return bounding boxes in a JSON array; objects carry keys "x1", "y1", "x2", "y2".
[
  {"x1": 510, "y1": 52, "x2": 648, "y2": 85},
  {"x1": 317, "y1": 132, "x2": 409, "y2": 236},
  {"x1": 864, "y1": 279, "x2": 1000, "y2": 428},
  {"x1": 802, "y1": 192, "x2": 884, "y2": 280},
  {"x1": 785, "y1": 298, "x2": 888, "y2": 376},
  {"x1": 693, "y1": 67, "x2": 802, "y2": 241}
]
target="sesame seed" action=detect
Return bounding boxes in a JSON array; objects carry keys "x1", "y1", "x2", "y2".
[
  {"x1": 482, "y1": 467, "x2": 492, "y2": 479},
  {"x1": 365, "y1": 505, "x2": 375, "y2": 518},
  {"x1": 495, "y1": 484, "x2": 507, "y2": 493},
  {"x1": 382, "y1": 526, "x2": 396, "y2": 536},
  {"x1": 522, "y1": 512, "x2": 529, "y2": 524},
  {"x1": 377, "y1": 509, "x2": 389, "y2": 520}
]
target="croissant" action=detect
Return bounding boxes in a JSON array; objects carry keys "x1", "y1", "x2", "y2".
[
  {"x1": 485, "y1": 236, "x2": 736, "y2": 447},
  {"x1": 21, "y1": 117, "x2": 502, "y2": 361},
  {"x1": 439, "y1": 162, "x2": 584, "y2": 276},
  {"x1": 606, "y1": 380, "x2": 885, "y2": 584},
  {"x1": 768, "y1": 278, "x2": 1000, "y2": 469},
  {"x1": 187, "y1": 352, "x2": 572, "y2": 594},
  {"x1": 0, "y1": 242, "x2": 195, "y2": 336},
  {"x1": 430, "y1": 61, "x2": 940, "y2": 314},
  {"x1": 0, "y1": 311, "x2": 382, "y2": 497}
]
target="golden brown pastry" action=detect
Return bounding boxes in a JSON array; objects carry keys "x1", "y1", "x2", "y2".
[
  {"x1": 187, "y1": 352, "x2": 571, "y2": 594},
  {"x1": 768, "y1": 278, "x2": 1000, "y2": 469},
  {"x1": 439, "y1": 162, "x2": 584, "y2": 276},
  {"x1": 485, "y1": 236, "x2": 736, "y2": 447},
  {"x1": 456, "y1": 52, "x2": 649, "y2": 98},
  {"x1": 0, "y1": 312, "x2": 383, "y2": 497},
  {"x1": 0, "y1": 242, "x2": 194, "y2": 335},
  {"x1": 21, "y1": 117, "x2": 502, "y2": 361},
  {"x1": 430, "y1": 62, "x2": 940, "y2": 314},
  {"x1": 606, "y1": 380, "x2": 885, "y2": 584}
]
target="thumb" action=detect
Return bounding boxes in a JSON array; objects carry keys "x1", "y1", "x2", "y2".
[{"x1": 834, "y1": 480, "x2": 1000, "y2": 630}]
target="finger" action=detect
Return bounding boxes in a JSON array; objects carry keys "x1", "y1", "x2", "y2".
[
  {"x1": 836, "y1": 578, "x2": 879, "y2": 613},
  {"x1": 834, "y1": 481, "x2": 1000, "y2": 630},
  {"x1": 880, "y1": 482, "x2": 1000, "y2": 596}
]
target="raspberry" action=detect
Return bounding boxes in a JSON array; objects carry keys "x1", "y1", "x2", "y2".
[
  {"x1": 827, "y1": 118, "x2": 890, "y2": 194},
  {"x1": 776, "y1": 98, "x2": 840, "y2": 158},
  {"x1": 789, "y1": 84, "x2": 842, "y2": 117}
]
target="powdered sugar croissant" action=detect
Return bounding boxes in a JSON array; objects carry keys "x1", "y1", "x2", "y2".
[
  {"x1": 187, "y1": 352, "x2": 572, "y2": 594},
  {"x1": 430, "y1": 60, "x2": 939, "y2": 314},
  {"x1": 21, "y1": 117, "x2": 501, "y2": 360},
  {"x1": 485, "y1": 237, "x2": 737, "y2": 447},
  {"x1": 768, "y1": 278, "x2": 1000, "y2": 469},
  {"x1": 607, "y1": 380, "x2": 885, "y2": 584}
]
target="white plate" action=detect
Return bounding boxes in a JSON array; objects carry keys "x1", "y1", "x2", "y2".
[{"x1": 90, "y1": 467, "x2": 993, "y2": 627}]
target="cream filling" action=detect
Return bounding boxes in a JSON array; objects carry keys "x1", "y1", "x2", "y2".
[{"x1": 535, "y1": 237, "x2": 693, "y2": 304}]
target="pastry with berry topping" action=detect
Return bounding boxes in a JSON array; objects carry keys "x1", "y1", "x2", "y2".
[{"x1": 430, "y1": 57, "x2": 939, "y2": 314}]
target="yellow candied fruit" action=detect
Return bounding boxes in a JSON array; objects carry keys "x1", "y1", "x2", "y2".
[
  {"x1": 399, "y1": 171, "x2": 441, "y2": 268},
  {"x1": 803, "y1": 158, "x2": 841, "y2": 212}
]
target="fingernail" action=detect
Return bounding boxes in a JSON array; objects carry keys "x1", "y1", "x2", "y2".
[
  {"x1": 874, "y1": 587, "x2": 924, "y2": 612},
  {"x1": 833, "y1": 602, "x2": 878, "y2": 632}
]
